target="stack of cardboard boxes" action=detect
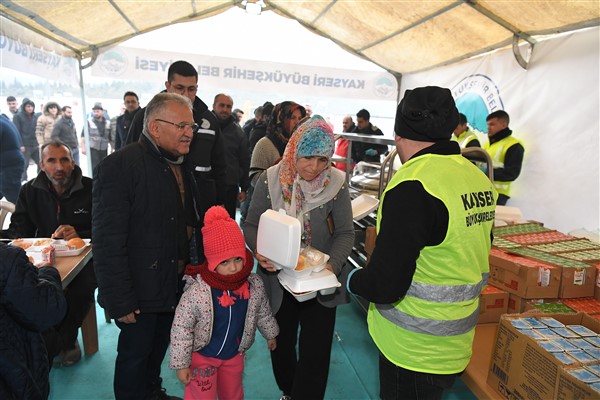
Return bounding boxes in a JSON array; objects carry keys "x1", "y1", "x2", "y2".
[
  {"x1": 479, "y1": 222, "x2": 600, "y2": 324},
  {"x1": 483, "y1": 222, "x2": 600, "y2": 399}
]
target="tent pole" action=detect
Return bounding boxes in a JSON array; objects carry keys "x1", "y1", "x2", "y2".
[{"x1": 77, "y1": 58, "x2": 93, "y2": 178}]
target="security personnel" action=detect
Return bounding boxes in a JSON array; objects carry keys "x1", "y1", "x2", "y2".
[
  {"x1": 452, "y1": 112, "x2": 480, "y2": 148},
  {"x1": 348, "y1": 86, "x2": 496, "y2": 400},
  {"x1": 483, "y1": 110, "x2": 524, "y2": 205}
]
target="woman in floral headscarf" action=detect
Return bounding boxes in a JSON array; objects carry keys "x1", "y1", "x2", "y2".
[
  {"x1": 248, "y1": 101, "x2": 306, "y2": 187},
  {"x1": 243, "y1": 115, "x2": 354, "y2": 400}
]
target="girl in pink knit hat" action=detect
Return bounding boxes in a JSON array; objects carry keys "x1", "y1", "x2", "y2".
[{"x1": 169, "y1": 205, "x2": 278, "y2": 400}]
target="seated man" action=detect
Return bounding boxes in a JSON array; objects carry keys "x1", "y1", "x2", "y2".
[{"x1": 1, "y1": 140, "x2": 96, "y2": 367}]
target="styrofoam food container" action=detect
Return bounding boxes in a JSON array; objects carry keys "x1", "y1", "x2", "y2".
[
  {"x1": 351, "y1": 194, "x2": 379, "y2": 220},
  {"x1": 281, "y1": 247, "x2": 330, "y2": 278},
  {"x1": 278, "y1": 268, "x2": 340, "y2": 293},
  {"x1": 257, "y1": 209, "x2": 301, "y2": 270},
  {"x1": 280, "y1": 280, "x2": 341, "y2": 302}
]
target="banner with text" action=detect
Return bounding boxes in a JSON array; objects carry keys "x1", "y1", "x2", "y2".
[
  {"x1": 0, "y1": 34, "x2": 79, "y2": 85},
  {"x1": 91, "y1": 46, "x2": 398, "y2": 101}
]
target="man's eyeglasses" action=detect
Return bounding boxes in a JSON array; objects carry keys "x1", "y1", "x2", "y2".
[
  {"x1": 171, "y1": 84, "x2": 198, "y2": 94},
  {"x1": 155, "y1": 119, "x2": 198, "y2": 133}
]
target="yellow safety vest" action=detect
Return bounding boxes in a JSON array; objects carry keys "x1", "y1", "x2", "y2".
[
  {"x1": 453, "y1": 130, "x2": 479, "y2": 148},
  {"x1": 368, "y1": 153, "x2": 496, "y2": 374},
  {"x1": 483, "y1": 135, "x2": 523, "y2": 197}
]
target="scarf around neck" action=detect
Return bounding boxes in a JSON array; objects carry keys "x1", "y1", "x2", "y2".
[{"x1": 142, "y1": 130, "x2": 184, "y2": 164}]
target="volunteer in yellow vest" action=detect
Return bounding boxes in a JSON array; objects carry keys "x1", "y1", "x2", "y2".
[
  {"x1": 452, "y1": 112, "x2": 480, "y2": 148},
  {"x1": 483, "y1": 110, "x2": 524, "y2": 205},
  {"x1": 347, "y1": 86, "x2": 497, "y2": 400}
]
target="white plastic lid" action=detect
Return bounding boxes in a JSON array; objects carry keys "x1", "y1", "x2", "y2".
[{"x1": 256, "y1": 209, "x2": 301, "y2": 270}]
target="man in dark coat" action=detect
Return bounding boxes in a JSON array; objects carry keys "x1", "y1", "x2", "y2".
[
  {"x1": 0, "y1": 243, "x2": 67, "y2": 400},
  {"x1": 0, "y1": 115, "x2": 25, "y2": 203},
  {"x1": 212, "y1": 93, "x2": 250, "y2": 219},
  {"x1": 2, "y1": 141, "x2": 96, "y2": 367},
  {"x1": 114, "y1": 91, "x2": 141, "y2": 151},
  {"x1": 94, "y1": 93, "x2": 206, "y2": 400},
  {"x1": 126, "y1": 60, "x2": 227, "y2": 209},
  {"x1": 352, "y1": 108, "x2": 388, "y2": 163},
  {"x1": 51, "y1": 106, "x2": 80, "y2": 164},
  {"x1": 12, "y1": 98, "x2": 39, "y2": 181}
]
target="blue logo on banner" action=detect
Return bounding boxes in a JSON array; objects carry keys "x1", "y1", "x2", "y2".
[{"x1": 452, "y1": 75, "x2": 504, "y2": 134}]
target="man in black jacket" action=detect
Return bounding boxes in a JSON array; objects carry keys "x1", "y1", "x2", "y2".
[
  {"x1": 125, "y1": 60, "x2": 227, "y2": 209},
  {"x1": 94, "y1": 93, "x2": 204, "y2": 400},
  {"x1": 352, "y1": 108, "x2": 388, "y2": 163},
  {"x1": 114, "y1": 91, "x2": 141, "y2": 151},
  {"x1": 51, "y1": 106, "x2": 80, "y2": 164},
  {"x1": 212, "y1": 93, "x2": 250, "y2": 219},
  {"x1": 12, "y1": 98, "x2": 39, "y2": 181},
  {"x1": 1, "y1": 140, "x2": 96, "y2": 367}
]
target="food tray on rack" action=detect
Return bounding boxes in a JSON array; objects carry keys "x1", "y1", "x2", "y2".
[
  {"x1": 351, "y1": 194, "x2": 379, "y2": 220},
  {"x1": 9, "y1": 238, "x2": 91, "y2": 257}
]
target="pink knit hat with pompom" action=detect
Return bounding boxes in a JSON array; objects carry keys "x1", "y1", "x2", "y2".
[{"x1": 201, "y1": 206, "x2": 247, "y2": 271}]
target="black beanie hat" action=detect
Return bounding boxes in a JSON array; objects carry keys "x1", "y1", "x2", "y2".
[{"x1": 394, "y1": 86, "x2": 459, "y2": 142}]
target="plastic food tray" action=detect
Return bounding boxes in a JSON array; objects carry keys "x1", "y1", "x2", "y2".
[
  {"x1": 351, "y1": 194, "x2": 379, "y2": 220},
  {"x1": 281, "y1": 247, "x2": 330, "y2": 278},
  {"x1": 9, "y1": 238, "x2": 91, "y2": 257}
]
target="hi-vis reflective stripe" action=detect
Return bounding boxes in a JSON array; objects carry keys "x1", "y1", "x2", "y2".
[
  {"x1": 376, "y1": 303, "x2": 480, "y2": 336},
  {"x1": 196, "y1": 129, "x2": 215, "y2": 135},
  {"x1": 195, "y1": 166, "x2": 212, "y2": 172},
  {"x1": 405, "y1": 273, "x2": 489, "y2": 303}
]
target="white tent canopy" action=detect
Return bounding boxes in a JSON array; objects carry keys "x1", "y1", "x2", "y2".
[{"x1": 1, "y1": 0, "x2": 599, "y2": 75}]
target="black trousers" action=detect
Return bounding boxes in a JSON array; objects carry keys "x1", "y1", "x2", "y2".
[
  {"x1": 57, "y1": 262, "x2": 97, "y2": 351},
  {"x1": 270, "y1": 290, "x2": 337, "y2": 400},
  {"x1": 378, "y1": 352, "x2": 460, "y2": 400},
  {"x1": 223, "y1": 185, "x2": 240, "y2": 220},
  {"x1": 114, "y1": 312, "x2": 175, "y2": 400},
  {"x1": 90, "y1": 148, "x2": 107, "y2": 178}
]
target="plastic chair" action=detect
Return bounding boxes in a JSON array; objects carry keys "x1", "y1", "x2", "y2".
[{"x1": 0, "y1": 200, "x2": 15, "y2": 230}]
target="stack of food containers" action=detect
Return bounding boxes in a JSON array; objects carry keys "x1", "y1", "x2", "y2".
[{"x1": 256, "y1": 209, "x2": 340, "y2": 301}]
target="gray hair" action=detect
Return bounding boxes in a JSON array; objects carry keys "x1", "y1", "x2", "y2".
[{"x1": 143, "y1": 93, "x2": 193, "y2": 134}]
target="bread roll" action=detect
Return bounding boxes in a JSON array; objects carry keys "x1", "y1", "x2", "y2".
[{"x1": 67, "y1": 238, "x2": 86, "y2": 250}]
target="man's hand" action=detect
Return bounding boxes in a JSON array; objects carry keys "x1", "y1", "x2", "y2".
[
  {"x1": 177, "y1": 368, "x2": 192, "y2": 385},
  {"x1": 117, "y1": 309, "x2": 140, "y2": 324},
  {"x1": 52, "y1": 225, "x2": 78, "y2": 240},
  {"x1": 238, "y1": 190, "x2": 247, "y2": 202}
]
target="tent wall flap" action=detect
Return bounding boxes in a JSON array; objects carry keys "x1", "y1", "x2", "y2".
[{"x1": 1, "y1": 0, "x2": 598, "y2": 75}]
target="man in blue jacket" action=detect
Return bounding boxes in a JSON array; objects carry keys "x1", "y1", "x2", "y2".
[{"x1": 94, "y1": 93, "x2": 207, "y2": 400}]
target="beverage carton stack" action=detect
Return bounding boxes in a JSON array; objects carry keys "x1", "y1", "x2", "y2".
[{"x1": 483, "y1": 221, "x2": 600, "y2": 399}]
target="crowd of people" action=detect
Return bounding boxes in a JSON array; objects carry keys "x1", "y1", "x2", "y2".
[{"x1": 0, "y1": 59, "x2": 525, "y2": 400}]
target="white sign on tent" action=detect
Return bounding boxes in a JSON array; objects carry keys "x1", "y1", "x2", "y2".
[
  {"x1": 91, "y1": 46, "x2": 398, "y2": 102},
  {"x1": 0, "y1": 34, "x2": 79, "y2": 86}
]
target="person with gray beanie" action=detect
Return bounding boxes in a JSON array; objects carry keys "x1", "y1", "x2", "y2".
[{"x1": 347, "y1": 86, "x2": 497, "y2": 400}]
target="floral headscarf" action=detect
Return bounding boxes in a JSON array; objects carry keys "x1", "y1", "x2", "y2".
[
  {"x1": 265, "y1": 101, "x2": 306, "y2": 156},
  {"x1": 279, "y1": 115, "x2": 335, "y2": 245}
]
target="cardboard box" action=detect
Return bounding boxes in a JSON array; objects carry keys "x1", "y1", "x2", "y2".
[
  {"x1": 479, "y1": 285, "x2": 509, "y2": 323},
  {"x1": 507, "y1": 293, "x2": 534, "y2": 314},
  {"x1": 487, "y1": 313, "x2": 600, "y2": 400},
  {"x1": 595, "y1": 264, "x2": 600, "y2": 301},
  {"x1": 489, "y1": 249, "x2": 560, "y2": 298},
  {"x1": 559, "y1": 266, "x2": 596, "y2": 298}
]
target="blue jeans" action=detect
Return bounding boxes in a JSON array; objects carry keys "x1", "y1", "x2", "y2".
[{"x1": 378, "y1": 352, "x2": 460, "y2": 400}]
